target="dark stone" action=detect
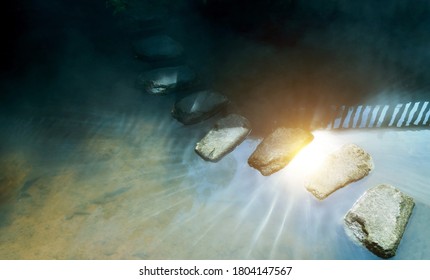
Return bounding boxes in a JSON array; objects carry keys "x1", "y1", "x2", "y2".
[
  {"x1": 171, "y1": 90, "x2": 229, "y2": 124},
  {"x1": 248, "y1": 127, "x2": 314, "y2": 176},
  {"x1": 344, "y1": 184, "x2": 415, "y2": 259},
  {"x1": 195, "y1": 114, "x2": 251, "y2": 162},
  {"x1": 133, "y1": 35, "x2": 183, "y2": 61},
  {"x1": 136, "y1": 66, "x2": 197, "y2": 95}
]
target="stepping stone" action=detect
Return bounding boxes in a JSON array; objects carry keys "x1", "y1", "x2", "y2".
[
  {"x1": 305, "y1": 144, "x2": 374, "y2": 200},
  {"x1": 195, "y1": 114, "x2": 251, "y2": 162},
  {"x1": 248, "y1": 128, "x2": 314, "y2": 176},
  {"x1": 133, "y1": 35, "x2": 184, "y2": 60},
  {"x1": 136, "y1": 66, "x2": 196, "y2": 95},
  {"x1": 171, "y1": 90, "x2": 229, "y2": 124},
  {"x1": 344, "y1": 184, "x2": 415, "y2": 259}
]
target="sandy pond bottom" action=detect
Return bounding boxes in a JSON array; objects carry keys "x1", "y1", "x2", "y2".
[{"x1": 1, "y1": 85, "x2": 429, "y2": 260}]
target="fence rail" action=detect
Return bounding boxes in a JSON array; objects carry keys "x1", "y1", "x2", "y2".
[{"x1": 320, "y1": 101, "x2": 430, "y2": 129}]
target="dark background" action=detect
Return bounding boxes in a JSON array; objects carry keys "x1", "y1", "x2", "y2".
[{"x1": 2, "y1": 0, "x2": 430, "y2": 133}]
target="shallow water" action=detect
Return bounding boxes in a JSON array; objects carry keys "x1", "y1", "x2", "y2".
[
  {"x1": 1, "y1": 86, "x2": 429, "y2": 259},
  {"x1": 1, "y1": 0, "x2": 430, "y2": 260}
]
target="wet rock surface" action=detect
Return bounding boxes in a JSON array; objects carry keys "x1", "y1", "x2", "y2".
[
  {"x1": 136, "y1": 66, "x2": 196, "y2": 95},
  {"x1": 171, "y1": 90, "x2": 229, "y2": 124},
  {"x1": 195, "y1": 114, "x2": 251, "y2": 162},
  {"x1": 305, "y1": 144, "x2": 374, "y2": 200},
  {"x1": 248, "y1": 128, "x2": 314, "y2": 176},
  {"x1": 344, "y1": 184, "x2": 415, "y2": 259},
  {"x1": 133, "y1": 35, "x2": 184, "y2": 61}
]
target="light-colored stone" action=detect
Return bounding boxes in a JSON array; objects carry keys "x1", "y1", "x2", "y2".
[
  {"x1": 305, "y1": 144, "x2": 374, "y2": 200},
  {"x1": 171, "y1": 90, "x2": 229, "y2": 124},
  {"x1": 195, "y1": 114, "x2": 251, "y2": 162},
  {"x1": 248, "y1": 127, "x2": 314, "y2": 176},
  {"x1": 136, "y1": 66, "x2": 196, "y2": 95},
  {"x1": 133, "y1": 35, "x2": 183, "y2": 60},
  {"x1": 344, "y1": 184, "x2": 415, "y2": 259}
]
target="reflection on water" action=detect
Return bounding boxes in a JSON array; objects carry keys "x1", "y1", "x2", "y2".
[{"x1": 1, "y1": 88, "x2": 429, "y2": 259}]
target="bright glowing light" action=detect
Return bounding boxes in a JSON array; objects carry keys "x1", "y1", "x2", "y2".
[{"x1": 284, "y1": 130, "x2": 340, "y2": 182}]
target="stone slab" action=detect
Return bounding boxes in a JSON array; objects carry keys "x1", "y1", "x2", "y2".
[
  {"x1": 136, "y1": 66, "x2": 196, "y2": 95},
  {"x1": 171, "y1": 90, "x2": 229, "y2": 124},
  {"x1": 305, "y1": 144, "x2": 374, "y2": 200},
  {"x1": 133, "y1": 35, "x2": 183, "y2": 61},
  {"x1": 248, "y1": 127, "x2": 314, "y2": 176},
  {"x1": 344, "y1": 184, "x2": 415, "y2": 259},
  {"x1": 195, "y1": 114, "x2": 251, "y2": 162}
]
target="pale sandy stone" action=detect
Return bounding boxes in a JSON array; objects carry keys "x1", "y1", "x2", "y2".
[
  {"x1": 305, "y1": 144, "x2": 374, "y2": 200},
  {"x1": 344, "y1": 184, "x2": 415, "y2": 259},
  {"x1": 248, "y1": 127, "x2": 314, "y2": 176},
  {"x1": 195, "y1": 114, "x2": 251, "y2": 162}
]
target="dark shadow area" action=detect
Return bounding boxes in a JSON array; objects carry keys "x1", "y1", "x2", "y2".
[
  {"x1": 189, "y1": 0, "x2": 430, "y2": 134},
  {"x1": 3, "y1": 0, "x2": 430, "y2": 136}
]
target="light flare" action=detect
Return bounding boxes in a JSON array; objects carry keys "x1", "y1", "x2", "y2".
[{"x1": 284, "y1": 130, "x2": 340, "y2": 182}]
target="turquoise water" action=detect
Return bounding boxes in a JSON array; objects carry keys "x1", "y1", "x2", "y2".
[
  {"x1": 1, "y1": 0, "x2": 430, "y2": 260},
  {"x1": 1, "y1": 84, "x2": 429, "y2": 259}
]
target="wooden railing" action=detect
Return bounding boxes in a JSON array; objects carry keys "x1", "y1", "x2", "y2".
[{"x1": 322, "y1": 102, "x2": 430, "y2": 129}]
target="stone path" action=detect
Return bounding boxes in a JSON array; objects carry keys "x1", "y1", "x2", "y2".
[
  {"x1": 172, "y1": 90, "x2": 229, "y2": 125},
  {"x1": 195, "y1": 114, "x2": 251, "y2": 162},
  {"x1": 344, "y1": 184, "x2": 415, "y2": 259},
  {"x1": 136, "y1": 66, "x2": 197, "y2": 95},
  {"x1": 130, "y1": 24, "x2": 415, "y2": 259},
  {"x1": 305, "y1": 144, "x2": 374, "y2": 200},
  {"x1": 248, "y1": 128, "x2": 314, "y2": 176}
]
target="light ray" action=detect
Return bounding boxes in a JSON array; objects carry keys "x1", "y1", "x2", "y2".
[
  {"x1": 269, "y1": 197, "x2": 295, "y2": 259},
  {"x1": 246, "y1": 192, "x2": 280, "y2": 258}
]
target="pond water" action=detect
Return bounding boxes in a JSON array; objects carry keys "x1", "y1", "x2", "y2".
[
  {"x1": 1, "y1": 0, "x2": 429, "y2": 259},
  {"x1": 1, "y1": 87, "x2": 429, "y2": 259}
]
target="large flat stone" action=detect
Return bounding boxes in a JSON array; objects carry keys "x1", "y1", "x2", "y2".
[
  {"x1": 136, "y1": 66, "x2": 196, "y2": 95},
  {"x1": 133, "y1": 35, "x2": 183, "y2": 61},
  {"x1": 248, "y1": 128, "x2": 314, "y2": 176},
  {"x1": 344, "y1": 184, "x2": 415, "y2": 259},
  {"x1": 195, "y1": 114, "x2": 251, "y2": 162},
  {"x1": 305, "y1": 144, "x2": 374, "y2": 200},
  {"x1": 171, "y1": 90, "x2": 229, "y2": 124}
]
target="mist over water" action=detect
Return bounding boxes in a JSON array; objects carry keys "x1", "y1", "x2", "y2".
[{"x1": 1, "y1": 0, "x2": 430, "y2": 259}]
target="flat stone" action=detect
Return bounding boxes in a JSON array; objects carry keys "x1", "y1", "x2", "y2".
[
  {"x1": 136, "y1": 66, "x2": 196, "y2": 95},
  {"x1": 344, "y1": 184, "x2": 415, "y2": 259},
  {"x1": 133, "y1": 35, "x2": 183, "y2": 60},
  {"x1": 305, "y1": 144, "x2": 374, "y2": 200},
  {"x1": 195, "y1": 114, "x2": 251, "y2": 162},
  {"x1": 248, "y1": 128, "x2": 314, "y2": 176},
  {"x1": 171, "y1": 90, "x2": 229, "y2": 124}
]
